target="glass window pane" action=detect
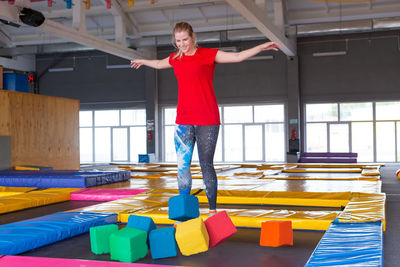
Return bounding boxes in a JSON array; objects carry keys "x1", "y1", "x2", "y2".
[
  {"x1": 224, "y1": 106, "x2": 252, "y2": 123},
  {"x1": 376, "y1": 122, "x2": 396, "y2": 162},
  {"x1": 254, "y1": 105, "x2": 284, "y2": 123},
  {"x1": 306, "y1": 123, "x2": 327, "y2": 152},
  {"x1": 224, "y1": 125, "x2": 243, "y2": 161},
  {"x1": 330, "y1": 124, "x2": 349, "y2": 152},
  {"x1": 165, "y1": 126, "x2": 176, "y2": 162},
  {"x1": 376, "y1": 102, "x2": 400, "y2": 120},
  {"x1": 95, "y1": 127, "x2": 111, "y2": 162},
  {"x1": 352, "y1": 122, "x2": 373, "y2": 162},
  {"x1": 306, "y1": 104, "x2": 338, "y2": 122},
  {"x1": 164, "y1": 108, "x2": 177, "y2": 125},
  {"x1": 192, "y1": 144, "x2": 199, "y2": 162},
  {"x1": 112, "y1": 128, "x2": 128, "y2": 161},
  {"x1": 130, "y1": 126, "x2": 146, "y2": 162},
  {"x1": 95, "y1": 110, "x2": 119, "y2": 126},
  {"x1": 79, "y1": 111, "x2": 92, "y2": 127},
  {"x1": 265, "y1": 123, "x2": 285, "y2": 162},
  {"x1": 340, "y1": 103, "x2": 372, "y2": 121},
  {"x1": 121, "y1": 109, "x2": 146, "y2": 126},
  {"x1": 245, "y1": 125, "x2": 263, "y2": 161},
  {"x1": 79, "y1": 128, "x2": 93, "y2": 162}
]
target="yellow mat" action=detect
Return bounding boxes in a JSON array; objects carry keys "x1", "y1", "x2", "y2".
[
  {"x1": 0, "y1": 188, "x2": 79, "y2": 214},
  {"x1": 283, "y1": 168, "x2": 362, "y2": 173}
]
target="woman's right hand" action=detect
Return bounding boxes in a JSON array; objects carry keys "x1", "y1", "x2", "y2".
[{"x1": 130, "y1": 59, "x2": 145, "y2": 69}]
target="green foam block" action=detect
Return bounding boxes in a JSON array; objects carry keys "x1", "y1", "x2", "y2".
[
  {"x1": 109, "y1": 227, "x2": 148, "y2": 263},
  {"x1": 90, "y1": 224, "x2": 119, "y2": 255}
]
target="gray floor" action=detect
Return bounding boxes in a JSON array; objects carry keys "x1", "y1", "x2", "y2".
[{"x1": 0, "y1": 164, "x2": 398, "y2": 266}]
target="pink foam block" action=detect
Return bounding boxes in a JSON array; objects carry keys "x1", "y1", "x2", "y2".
[
  {"x1": 204, "y1": 210, "x2": 237, "y2": 248},
  {"x1": 0, "y1": 256, "x2": 182, "y2": 267},
  {"x1": 70, "y1": 189, "x2": 147, "y2": 201}
]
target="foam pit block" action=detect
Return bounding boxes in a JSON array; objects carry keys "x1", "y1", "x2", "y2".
[
  {"x1": 204, "y1": 211, "x2": 237, "y2": 248},
  {"x1": 90, "y1": 224, "x2": 119, "y2": 254},
  {"x1": 149, "y1": 227, "x2": 178, "y2": 259},
  {"x1": 110, "y1": 227, "x2": 148, "y2": 263},
  {"x1": 175, "y1": 217, "x2": 209, "y2": 256},
  {"x1": 126, "y1": 215, "x2": 156, "y2": 234},
  {"x1": 168, "y1": 194, "x2": 199, "y2": 221},
  {"x1": 260, "y1": 220, "x2": 293, "y2": 247}
]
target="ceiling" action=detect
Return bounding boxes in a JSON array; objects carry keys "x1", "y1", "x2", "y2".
[{"x1": 0, "y1": 0, "x2": 400, "y2": 70}]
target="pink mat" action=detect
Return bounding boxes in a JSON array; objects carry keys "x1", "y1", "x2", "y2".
[
  {"x1": 70, "y1": 189, "x2": 147, "y2": 201},
  {"x1": 0, "y1": 256, "x2": 181, "y2": 267}
]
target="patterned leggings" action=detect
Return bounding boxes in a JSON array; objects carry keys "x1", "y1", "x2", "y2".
[{"x1": 174, "y1": 124, "x2": 220, "y2": 210}]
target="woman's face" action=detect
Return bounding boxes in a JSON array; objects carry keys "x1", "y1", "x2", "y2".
[{"x1": 174, "y1": 30, "x2": 195, "y2": 54}]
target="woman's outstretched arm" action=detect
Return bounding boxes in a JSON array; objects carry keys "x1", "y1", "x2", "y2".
[
  {"x1": 215, "y1": 41, "x2": 280, "y2": 64},
  {"x1": 130, "y1": 56, "x2": 171, "y2": 70}
]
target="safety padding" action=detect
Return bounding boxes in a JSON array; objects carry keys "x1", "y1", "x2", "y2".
[
  {"x1": 175, "y1": 217, "x2": 209, "y2": 256},
  {"x1": 0, "y1": 256, "x2": 183, "y2": 267},
  {"x1": 0, "y1": 170, "x2": 130, "y2": 188},
  {"x1": 126, "y1": 215, "x2": 156, "y2": 235},
  {"x1": 397, "y1": 169, "x2": 400, "y2": 179},
  {"x1": 283, "y1": 168, "x2": 362, "y2": 173},
  {"x1": 71, "y1": 189, "x2": 147, "y2": 201},
  {"x1": 305, "y1": 221, "x2": 383, "y2": 266},
  {"x1": 260, "y1": 220, "x2": 293, "y2": 247},
  {"x1": 110, "y1": 227, "x2": 148, "y2": 263},
  {"x1": 0, "y1": 188, "x2": 79, "y2": 214},
  {"x1": 149, "y1": 227, "x2": 178, "y2": 259},
  {"x1": 338, "y1": 193, "x2": 386, "y2": 230},
  {"x1": 204, "y1": 211, "x2": 237, "y2": 248},
  {"x1": 0, "y1": 211, "x2": 117, "y2": 255},
  {"x1": 168, "y1": 194, "x2": 200, "y2": 221},
  {"x1": 90, "y1": 224, "x2": 119, "y2": 254}
]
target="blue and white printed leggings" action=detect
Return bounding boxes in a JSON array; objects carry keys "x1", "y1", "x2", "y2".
[{"x1": 174, "y1": 124, "x2": 220, "y2": 210}]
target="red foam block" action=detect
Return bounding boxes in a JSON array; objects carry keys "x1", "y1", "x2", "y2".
[{"x1": 204, "y1": 210, "x2": 237, "y2": 248}]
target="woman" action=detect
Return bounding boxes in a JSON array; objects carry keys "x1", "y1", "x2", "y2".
[{"x1": 131, "y1": 22, "x2": 280, "y2": 216}]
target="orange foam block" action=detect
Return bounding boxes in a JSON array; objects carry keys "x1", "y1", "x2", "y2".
[{"x1": 259, "y1": 220, "x2": 293, "y2": 247}]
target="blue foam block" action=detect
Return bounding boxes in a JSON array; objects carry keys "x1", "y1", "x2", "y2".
[
  {"x1": 126, "y1": 215, "x2": 156, "y2": 234},
  {"x1": 149, "y1": 226, "x2": 177, "y2": 259},
  {"x1": 0, "y1": 211, "x2": 117, "y2": 255},
  {"x1": 168, "y1": 194, "x2": 199, "y2": 221},
  {"x1": 305, "y1": 221, "x2": 383, "y2": 266}
]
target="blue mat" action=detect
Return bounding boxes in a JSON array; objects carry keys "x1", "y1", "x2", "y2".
[
  {"x1": 0, "y1": 211, "x2": 117, "y2": 255},
  {"x1": 305, "y1": 220, "x2": 383, "y2": 266},
  {"x1": 0, "y1": 170, "x2": 130, "y2": 188}
]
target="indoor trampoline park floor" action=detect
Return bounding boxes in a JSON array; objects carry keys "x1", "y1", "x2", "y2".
[{"x1": 0, "y1": 163, "x2": 398, "y2": 267}]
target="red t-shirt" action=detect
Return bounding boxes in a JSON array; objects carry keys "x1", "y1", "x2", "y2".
[{"x1": 169, "y1": 47, "x2": 220, "y2": 125}]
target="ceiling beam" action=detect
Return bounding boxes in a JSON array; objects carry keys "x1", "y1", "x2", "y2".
[
  {"x1": 226, "y1": 0, "x2": 296, "y2": 56},
  {"x1": 0, "y1": 55, "x2": 35, "y2": 72},
  {"x1": 72, "y1": 0, "x2": 86, "y2": 32}
]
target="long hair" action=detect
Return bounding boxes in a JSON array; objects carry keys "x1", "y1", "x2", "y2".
[{"x1": 172, "y1": 22, "x2": 198, "y2": 60}]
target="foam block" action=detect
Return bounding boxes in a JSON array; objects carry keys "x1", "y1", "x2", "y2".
[
  {"x1": 149, "y1": 227, "x2": 177, "y2": 259},
  {"x1": 260, "y1": 220, "x2": 293, "y2": 247},
  {"x1": 175, "y1": 217, "x2": 209, "y2": 256},
  {"x1": 90, "y1": 224, "x2": 119, "y2": 254},
  {"x1": 204, "y1": 211, "x2": 237, "y2": 248},
  {"x1": 168, "y1": 194, "x2": 199, "y2": 221},
  {"x1": 110, "y1": 227, "x2": 148, "y2": 263},
  {"x1": 126, "y1": 215, "x2": 156, "y2": 234}
]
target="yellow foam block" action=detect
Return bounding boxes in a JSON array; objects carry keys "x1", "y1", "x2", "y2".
[{"x1": 175, "y1": 217, "x2": 209, "y2": 256}]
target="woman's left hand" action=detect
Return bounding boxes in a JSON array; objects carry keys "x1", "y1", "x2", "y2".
[{"x1": 260, "y1": 42, "x2": 281, "y2": 51}]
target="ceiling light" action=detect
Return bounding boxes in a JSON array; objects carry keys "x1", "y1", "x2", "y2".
[{"x1": 312, "y1": 51, "x2": 347, "y2": 57}]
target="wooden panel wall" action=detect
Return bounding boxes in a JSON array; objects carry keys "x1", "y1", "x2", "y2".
[
  {"x1": 0, "y1": 90, "x2": 80, "y2": 170},
  {"x1": 0, "y1": 66, "x2": 3, "y2": 89}
]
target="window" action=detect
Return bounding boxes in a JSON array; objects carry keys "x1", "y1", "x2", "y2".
[
  {"x1": 79, "y1": 109, "x2": 146, "y2": 163},
  {"x1": 305, "y1": 101, "x2": 400, "y2": 162},
  {"x1": 162, "y1": 104, "x2": 285, "y2": 162}
]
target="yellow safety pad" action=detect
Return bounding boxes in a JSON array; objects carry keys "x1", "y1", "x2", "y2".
[
  {"x1": 338, "y1": 193, "x2": 386, "y2": 230},
  {"x1": 0, "y1": 188, "x2": 78, "y2": 214},
  {"x1": 296, "y1": 164, "x2": 384, "y2": 168},
  {"x1": 120, "y1": 207, "x2": 340, "y2": 231},
  {"x1": 261, "y1": 172, "x2": 380, "y2": 181},
  {"x1": 0, "y1": 192, "x2": 25, "y2": 197},
  {"x1": 361, "y1": 168, "x2": 380, "y2": 176},
  {"x1": 0, "y1": 187, "x2": 36, "y2": 192},
  {"x1": 252, "y1": 180, "x2": 381, "y2": 194},
  {"x1": 175, "y1": 217, "x2": 209, "y2": 256},
  {"x1": 283, "y1": 168, "x2": 362, "y2": 173}
]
